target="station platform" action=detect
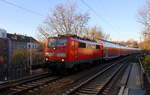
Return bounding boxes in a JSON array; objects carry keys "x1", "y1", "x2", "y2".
[
  {"x1": 119, "y1": 62, "x2": 145, "y2": 95},
  {"x1": 127, "y1": 63, "x2": 144, "y2": 95}
]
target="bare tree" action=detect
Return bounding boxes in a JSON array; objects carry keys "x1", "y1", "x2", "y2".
[
  {"x1": 38, "y1": 2, "x2": 89, "y2": 41},
  {"x1": 103, "y1": 33, "x2": 110, "y2": 40},
  {"x1": 117, "y1": 39, "x2": 139, "y2": 48},
  {"x1": 88, "y1": 26, "x2": 103, "y2": 41},
  {"x1": 139, "y1": 39, "x2": 150, "y2": 50},
  {"x1": 86, "y1": 26, "x2": 110, "y2": 41},
  {"x1": 138, "y1": 1, "x2": 150, "y2": 40},
  {"x1": 37, "y1": 2, "x2": 112, "y2": 44},
  {"x1": 138, "y1": 0, "x2": 150, "y2": 50},
  {"x1": 37, "y1": 25, "x2": 51, "y2": 42}
]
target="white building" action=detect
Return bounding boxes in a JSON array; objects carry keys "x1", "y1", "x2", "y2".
[
  {"x1": 0, "y1": 29, "x2": 7, "y2": 38},
  {"x1": 27, "y1": 42, "x2": 39, "y2": 50}
]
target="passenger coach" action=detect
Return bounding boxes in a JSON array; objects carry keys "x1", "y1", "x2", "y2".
[{"x1": 98, "y1": 40, "x2": 141, "y2": 60}]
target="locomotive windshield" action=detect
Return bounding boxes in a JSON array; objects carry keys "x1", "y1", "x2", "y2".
[{"x1": 48, "y1": 39, "x2": 67, "y2": 47}]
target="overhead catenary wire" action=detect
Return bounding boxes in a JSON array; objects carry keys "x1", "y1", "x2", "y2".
[
  {"x1": 80, "y1": 0, "x2": 120, "y2": 36},
  {"x1": 0, "y1": 0, "x2": 43, "y2": 17}
]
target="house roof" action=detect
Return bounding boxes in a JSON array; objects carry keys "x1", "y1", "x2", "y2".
[{"x1": 7, "y1": 33, "x2": 38, "y2": 43}]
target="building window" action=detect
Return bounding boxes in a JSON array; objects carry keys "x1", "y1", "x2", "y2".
[{"x1": 28, "y1": 44, "x2": 31, "y2": 48}]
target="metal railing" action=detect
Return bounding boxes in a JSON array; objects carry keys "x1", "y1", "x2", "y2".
[{"x1": 0, "y1": 64, "x2": 29, "y2": 81}]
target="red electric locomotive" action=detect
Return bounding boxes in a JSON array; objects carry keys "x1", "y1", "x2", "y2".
[{"x1": 44, "y1": 35, "x2": 103, "y2": 72}]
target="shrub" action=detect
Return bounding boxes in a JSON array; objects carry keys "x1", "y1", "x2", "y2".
[
  {"x1": 12, "y1": 49, "x2": 29, "y2": 67},
  {"x1": 142, "y1": 53, "x2": 150, "y2": 74},
  {"x1": 12, "y1": 49, "x2": 44, "y2": 69},
  {"x1": 31, "y1": 52, "x2": 44, "y2": 65}
]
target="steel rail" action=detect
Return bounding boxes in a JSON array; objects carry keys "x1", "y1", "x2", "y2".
[
  {"x1": 1, "y1": 55, "x2": 130, "y2": 95},
  {"x1": 0, "y1": 73, "x2": 62, "y2": 95},
  {"x1": 8, "y1": 76, "x2": 61, "y2": 95},
  {"x1": 96, "y1": 62, "x2": 129, "y2": 95},
  {"x1": 0, "y1": 72, "x2": 50, "y2": 90},
  {"x1": 64, "y1": 60, "x2": 127, "y2": 95}
]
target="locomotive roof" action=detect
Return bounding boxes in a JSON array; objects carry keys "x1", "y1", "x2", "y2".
[
  {"x1": 58, "y1": 34, "x2": 96, "y2": 42},
  {"x1": 57, "y1": 34, "x2": 99, "y2": 45},
  {"x1": 48, "y1": 35, "x2": 141, "y2": 50},
  {"x1": 48, "y1": 35, "x2": 99, "y2": 45},
  {"x1": 7, "y1": 33, "x2": 38, "y2": 43}
]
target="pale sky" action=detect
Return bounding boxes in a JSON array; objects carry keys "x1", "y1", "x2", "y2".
[{"x1": 0, "y1": 0, "x2": 146, "y2": 41}]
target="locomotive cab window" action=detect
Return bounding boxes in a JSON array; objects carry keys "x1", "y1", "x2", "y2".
[
  {"x1": 56, "y1": 39, "x2": 67, "y2": 46},
  {"x1": 48, "y1": 39, "x2": 67, "y2": 47},
  {"x1": 78, "y1": 42, "x2": 86, "y2": 48}
]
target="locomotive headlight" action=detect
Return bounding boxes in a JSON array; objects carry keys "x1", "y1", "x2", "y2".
[
  {"x1": 57, "y1": 53, "x2": 66, "y2": 57},
  {"x1": 45, "y1": 58, "x2": 48, "y2": 61},
  {"x1": 45, "y1": 53, "x2": 49, "y2": 56},
  {"x1": 45, "y1": 52, "x2": 53, "y2": 56},
  {"x1": 62, "y1": 59, "x2": 64, "y2": 62}
]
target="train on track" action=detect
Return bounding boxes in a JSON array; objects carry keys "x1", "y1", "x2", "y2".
[{"x1": 44, "y1": 35, "x2": 141, "y2": 73}]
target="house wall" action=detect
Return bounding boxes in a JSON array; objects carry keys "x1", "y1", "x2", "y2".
[
  {"x1": 11, "y1": 41, "x2": 27, "y2": 53},
  {"x1": 9, "y1": 40, "x2": 40, "y2": 63},
  {"x1": 0, "y1": 38, "x2": 9, "y2": 64}
]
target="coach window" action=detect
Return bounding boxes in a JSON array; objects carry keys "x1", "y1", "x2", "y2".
[
  {"x1": 78, "y1": 42, "x2": 86, "y2": 48},
  {"x1": 96, "y1": 45, "x2": 100, "y2": 49},
  {"x1": 91, "y1": 45, "x2": 96, "y2": 49}
]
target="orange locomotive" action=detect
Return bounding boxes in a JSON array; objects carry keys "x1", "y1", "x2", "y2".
[{"x1": 44, "y1": 35, "x2": 141, "y2": 72}]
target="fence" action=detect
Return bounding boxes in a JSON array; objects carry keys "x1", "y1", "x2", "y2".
[{"x1": 0, "y1": 64, "x2": 29, "y2": 81}]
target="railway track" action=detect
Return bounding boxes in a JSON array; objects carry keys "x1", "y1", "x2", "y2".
[
  {"x1": 23, "y1": 56, "x2": 130, "y2": 95},
  {"x1": 62, "y1": 58, "x2": 129, "y2": 95},
  {"x1": 0, "y1": 72, "x2": 61, "y2": 95},
  {"x1": 0, "y1": 72, "x2": 49, "y2": 89},
  {"x1": 0, "y1": 56, "x2": 130, "y2": 95}
]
